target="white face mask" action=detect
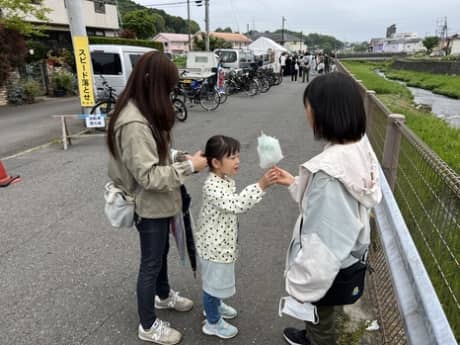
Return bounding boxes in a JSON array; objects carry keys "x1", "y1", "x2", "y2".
[{"x1": 278, "y1": 296, "x2": 319, "y2": 324}]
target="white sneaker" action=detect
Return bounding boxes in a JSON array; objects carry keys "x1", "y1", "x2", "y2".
[
  {"x1": 203, "y1": 301, "x2": 238, "y2": 319},
  {"x1": 202, "y1": 318, "x2": 238, "y2": 339},
  {"x1": 155, "y1": 290, "x2": 193, "y2": 312},
  {"x1": 138, "y1": 319, "x2": 182, "y2": 345}
]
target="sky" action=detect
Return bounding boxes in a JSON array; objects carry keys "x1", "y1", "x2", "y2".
[{"x1": 133, "y1": 0, "x2": 460, "y2": 42}]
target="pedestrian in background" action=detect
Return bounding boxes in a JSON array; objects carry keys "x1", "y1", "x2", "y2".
[
  {"x1": 275, "y1": 72, "x2": 382, "y2": 345},
  {"x1": 107, "y1": 51, "x2": 208, "y2": 345},
  {"x1": 196, "y1": 135, "x2": 278, "y2": 339},
  {"x1": 285, "y1": 55, "x2": 292, "y2": 77},
  {"x1": 302, "y1": 53, "x2": 311, "y2": 83},
  {"x1": 280, "y1": 52, "x2": 287, "y2": 77},
  {"x1": 292, "y1": 56, "x2": 299, "y2": 82}
]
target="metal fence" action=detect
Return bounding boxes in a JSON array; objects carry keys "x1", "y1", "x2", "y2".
[{"x1": 337, "y1": 61, "x2": 459, "y2": 344}]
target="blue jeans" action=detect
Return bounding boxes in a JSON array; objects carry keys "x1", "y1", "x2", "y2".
[
  {"x1": 203, "y1": 291, "x2": 221, "y2": 324},
  {"x1": 136, "y1": 216, "x2": 171, "y2": 329}
]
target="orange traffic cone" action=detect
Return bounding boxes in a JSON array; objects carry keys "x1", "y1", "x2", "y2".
[{"x1": 0, "y1": 160, "x2": 21, "y2": 187}]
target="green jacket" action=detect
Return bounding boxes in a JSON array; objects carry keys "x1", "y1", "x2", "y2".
[{"x1": 108, "y1": 101, "x2": 193, "y2": 219}]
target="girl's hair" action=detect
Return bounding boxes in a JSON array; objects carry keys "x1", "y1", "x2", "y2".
[
  {"x1": 303, "y1": 72, "x2": 366, "y2": 144},
  {"x1": 205, "y1": 135, "x2": 240, "y2": 170},
  {"x1": 107, "y1": 51, "x2": 178, "y2": 163}
]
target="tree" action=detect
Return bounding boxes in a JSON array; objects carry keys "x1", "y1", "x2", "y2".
[
  {"x1": 0, "y1": 0, "x2": 50, "y2": 36},
  {"x1": 0, "y1": 23, "x2": 27, "y2": 87},
  {"x1": 352, "y1": 41, "x2": 369, "y2": 52},
  {"x1": 215, "y1": 27, "x2": 232, "y2": 33},
  {"x1": 193, "y1": 34, "x2": 232, "y2": 51},
  {"x1": 122, "y1": 9, "x2": 158, "y2": 39},
  {"x1": 423, "y1": 36, "x2": 440, "y2": 53},
  {"x1": 188, "y1": 20, "x2": 200, "y2": 34}
]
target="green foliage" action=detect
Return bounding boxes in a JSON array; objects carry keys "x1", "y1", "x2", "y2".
[
  {"x1": 25, "y1": 40, "x2": 47, "y2": 63},
  {"x1": 274, "y1": 31, "x2": 344, "y2": 52},
  {"x1": 216, "y1": 27, "x2": 232, "y2": 33},
  {"x1": 0, "y1": 23, "x2": 27, "y2": 87},
  {"x1": 122, "y1": 9, "x2": 158, "y2": 39},
  {"x1": 383, "y1": 66, "x2": 460, "y2": 99},
  {"x1": 0, "y1": 0, "x2": 50, "y2": 36},
  {"x1": 7, "y1": 78, "x2": 42, "y2": 104},
  {"x1": 351, "y1": 41, "x2": 369, "y2": 52},
  {"x1": 193, "y1": 34, "x2": 232, "y2": 51},
  {"x1": 173, "y1": 55, "x2": 186, "y2": 68},
  {"x1": 342, "y1": 60, "x2": 460, "y2": 173},
  {"x1": 117, "y1": 0, "x2": 200, "y2": 34},
  {"x1": 336, "y1": 311, "x2": 368, "y2": 345},
  {"x1": 51, "y1": 69, "x2": 74, "y2": 93},
  {"x1": 88, "y1": 36, "x2": 163, "y2": 52},
  {"x1": 422, "y1": 36, "x2": 440, "y2": 52}
]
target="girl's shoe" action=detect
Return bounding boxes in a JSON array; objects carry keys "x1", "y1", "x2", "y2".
[
  {"x1": 138, "y1": 319, "x2": 182, "y2": 345},
  {"x1": 202, "y1": 318, "x2": 238, "y2": 339},
  {"x1": 202, "y1": 301, "x2": 237, "y2": 319},
  {"x1": 155, "y1": 289, "x2": 193, "y2": 312}
]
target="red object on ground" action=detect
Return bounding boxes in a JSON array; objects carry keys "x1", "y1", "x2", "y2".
[{"x1": 0, "y1": 160, "x2": 21, "y2": 187}]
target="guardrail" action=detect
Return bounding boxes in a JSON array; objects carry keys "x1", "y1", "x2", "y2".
[{"x1": 336, "y1": 61, "x2": 459, "y2": 344}]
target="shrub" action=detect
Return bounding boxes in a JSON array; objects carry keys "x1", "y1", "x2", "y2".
[
  {"x1": 51, "y1": 70, "x2": 74, "y2": 94},
  {"x1": 88, "y1": 36, "x2": 163, "y2": 52},
  {"x1": 7, "y1": 79, "x2": 42, "y2": 104}
]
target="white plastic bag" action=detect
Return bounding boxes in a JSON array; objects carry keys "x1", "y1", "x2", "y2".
[
  {"x1": 104, "y1": 181, "x2": 135, "y2": 228},
  {"x1": 257, "y1": 132, "x2": 284, "y2": 169}
]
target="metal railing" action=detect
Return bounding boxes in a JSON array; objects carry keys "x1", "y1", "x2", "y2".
[{"x1": 337, "y1": 61, "x2": 459, "y2": 344}]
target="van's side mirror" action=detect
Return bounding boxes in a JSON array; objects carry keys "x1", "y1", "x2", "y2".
[{"x1": 211, "y1": 67, "x2": 217, "y2": 73}]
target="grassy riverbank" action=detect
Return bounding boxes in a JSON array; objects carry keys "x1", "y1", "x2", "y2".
[
  {"x1": 342, "y1": 60, "x2": 460, "y2": 173},
  {"x1": 383, "y1": 68, "x2": 460, "y2": 99}
]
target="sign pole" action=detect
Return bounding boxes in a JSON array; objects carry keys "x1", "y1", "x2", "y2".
[{"x1": 64, "y1": 0, "x2": 96, "y2": 114}]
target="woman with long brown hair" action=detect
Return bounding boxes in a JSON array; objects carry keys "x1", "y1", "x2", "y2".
[{"x1": 107, "y1": 51, "x2": 207, "y2": 345}]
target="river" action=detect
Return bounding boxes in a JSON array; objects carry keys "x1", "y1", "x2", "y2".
[{"x1": 376, "y1": 70, "x2": 460, "y2": 129}]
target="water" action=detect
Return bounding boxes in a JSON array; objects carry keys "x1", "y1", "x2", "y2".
[{"x1": 375, "y1": 70, "x2": 460, "y2": 129}]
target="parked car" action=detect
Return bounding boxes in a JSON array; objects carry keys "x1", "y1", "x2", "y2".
[
  {"x1": 184, "y1": 51, "x2": 219, "y2": 75},
  {"x1": 214, "y1": 49, "x2": 255, "y2": 70},
  {"x1": 90, "y1": 44, "x2": 156, "y2": 97}
]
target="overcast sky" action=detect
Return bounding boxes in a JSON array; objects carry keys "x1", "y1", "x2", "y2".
[{"x1": 134, "y1": 0, "x2": 459, "y2": 42}]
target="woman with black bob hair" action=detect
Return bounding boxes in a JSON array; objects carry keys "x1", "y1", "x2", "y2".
[
  {"x1": 275, "y1": 72, "x2": 382, "y2": 345},
  {"x1": 107, "y1": 51, "x2": 207, "y2": 345}
]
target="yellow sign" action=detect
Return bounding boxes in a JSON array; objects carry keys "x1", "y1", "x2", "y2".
[{"x1": 73, "y1": 36, "x2": 95, "y2": 107}]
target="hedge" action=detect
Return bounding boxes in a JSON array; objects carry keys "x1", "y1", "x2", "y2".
[{"x1": 88, "y1": 36, "x2": 163, "y2": 52}]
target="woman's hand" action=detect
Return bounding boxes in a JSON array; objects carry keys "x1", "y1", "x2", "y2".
[
  {"x1": 258, "y1": 168, "x2": 279, "y2": 190},
  {"x1": 273, "y1": 166, "x2": 295, "y2": 186},
  {"x1": 189, "y1": 150, "x2": 207, "y2": 172}
]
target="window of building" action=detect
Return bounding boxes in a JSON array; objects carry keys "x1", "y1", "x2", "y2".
[
  {"x1": 94, "y1": 1, "x2": 106, "y2": 14},
  {"x1": 91, "y1": 52, "x2": 122, "y2": 75}
]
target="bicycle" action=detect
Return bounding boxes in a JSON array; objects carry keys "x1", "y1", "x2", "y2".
[
  {"x1": 91, "y1": 75, "x2": 117, "y2": 117},
  {"x1": 173, "y1": 73, "x2": 221, "y2": 111}
]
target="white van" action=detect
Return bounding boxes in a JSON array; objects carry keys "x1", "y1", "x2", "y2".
[
  {"x1": 214, "y1": 49, "x2": 255, "y2": 70},
  {"x1": 90, "y1": 44, "x2": 156, "y2": 97},
  {"x1": 184, "y1": 51, "x2": 219, "y2": 75}
]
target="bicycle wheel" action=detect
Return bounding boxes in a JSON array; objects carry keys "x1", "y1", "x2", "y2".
[
  {"x1": 199, "y1": 85, "x2": 220, "y2": 111},
  {"x1": 259, "y1": 78, "x2": 270, "y2": 93},
  {"x1": 91, "y1": 99, "x2": 115, "y2": 116},
  {"x1": 173, "y1": 98, "x2": 188, "y2": 122},
  {"x1": 217, "y1": 87, "x2": 228, "y2": 104},
  {"x1": 247, "y1": 80, "x2": 258, "y2": 96},
  {"x1": 275, "y1": 74, "x2": 283, "y2": 85}
]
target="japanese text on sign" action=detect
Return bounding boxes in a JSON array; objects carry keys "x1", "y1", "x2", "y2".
[{"x1": 73, "y1": 36, "x2": 95, "y2": 107}]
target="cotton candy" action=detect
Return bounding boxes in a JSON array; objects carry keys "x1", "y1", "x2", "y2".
[{"x1": 257, "y1": 132, "x2": 284, "y2": 169}]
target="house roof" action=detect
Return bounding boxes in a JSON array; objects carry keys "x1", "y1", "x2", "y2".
[
  {"x1": 210, "y1": 32, "x2": 252, "y2": 43},
  {"x1": 153, "y1": 33, "x2": 189, "y2": 42}
]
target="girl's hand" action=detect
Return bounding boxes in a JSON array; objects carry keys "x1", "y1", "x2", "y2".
[
  {"x1": 258, "y1": 168, "x2": 279, "y2": 190},
  {"x1": 273, "y1": 166, "x2": 295, "y2": 186},
  {"x1": 189, "y1": 150, "x2": 207, "y2": 172}
]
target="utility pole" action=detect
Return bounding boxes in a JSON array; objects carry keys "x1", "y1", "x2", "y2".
[
  {"x1": 64, "y1": 0, "x2": 95, "y2": 113},
  {"x1": 281, "y1": 16, "x2": 286, "y2": 46},
  {"x1": 300, "y1": 30, "x2": 303, "y2": 52},
  {"x1": 187, "y1": 0, "x2": 191, "y2": 51},
  {"x1": 205, "y1": 0, "x2": 210, "y2": 51}
]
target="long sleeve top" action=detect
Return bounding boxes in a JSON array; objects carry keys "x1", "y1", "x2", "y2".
[{"x1": 196, "y1": 173, "x2": 265, "y2": 263}]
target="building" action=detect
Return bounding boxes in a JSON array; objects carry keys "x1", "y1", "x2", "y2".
[
  {"x1": 24, "y1": 0, "x2": 119, "y2": 49},
  {"x1": 209, "y1": 32, "x2": 252, "y2": 49},
  {"x1": 153, "y1": 33, "x2": 190, "y2": 55},
  {"x1": 369, "y1": 33, "x2": 425, "y2": 54},
  {"x1": 448, "y1": 35, "x2": 460, "y2": 55}
]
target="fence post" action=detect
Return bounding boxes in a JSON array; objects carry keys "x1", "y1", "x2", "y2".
[
  {"x1": 382, "y1": 114, "x2": 405, "y2": 190},
  {"x1": 365, "y1": 90, "x2": 376, "y2": 131}
]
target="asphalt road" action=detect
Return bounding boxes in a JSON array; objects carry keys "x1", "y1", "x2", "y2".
[
  {"x1": 0, "y1": 80, "x2": 375, "y2": 345},
  {"x1": 0, "y1": 96, "x2": 82, "y2": 158}
]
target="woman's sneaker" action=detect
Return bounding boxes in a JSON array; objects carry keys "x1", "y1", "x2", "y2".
[
  {"x1": 283, "y1": 327, "x2": 311, "y2": 345},
  {"x1": 138, "y1": 319, "x2": 182, "y2": 345},
  {"x1": 202, "y1": 318, "x2": 238, "y2": 339},
  {"x1": 155, "y1": 289, "x2": 193, "y2": 312},
  {"x1": 203, "y1": 301, "x2": 238, "y2": 319}
]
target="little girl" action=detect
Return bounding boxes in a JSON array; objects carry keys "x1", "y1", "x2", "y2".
[{"x1": 196, "y1": 135, "x2": 278, "y2": 339}]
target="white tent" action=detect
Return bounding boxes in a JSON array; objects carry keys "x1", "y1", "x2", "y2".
[{"x1": 248, "y1": 37, "x2": 288, "y2": 72}]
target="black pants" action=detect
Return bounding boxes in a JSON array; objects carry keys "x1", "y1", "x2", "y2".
[
  {"x1": 291, "y1": 70, "x2": 298, "y2": 81},
  {"x1": 136, "y1": 216, "x2": 171, "y2": 329}
]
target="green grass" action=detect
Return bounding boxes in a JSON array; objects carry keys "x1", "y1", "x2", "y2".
[
  {"x1": 173, "y1": 55, "x2": 186, "y2": 69},
  {"x1": 342, "y1": 60, "x2": 460, "y2": 174},
  {"x1": 382, "y1": 68, "x2": 460, "y2": 99}
]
